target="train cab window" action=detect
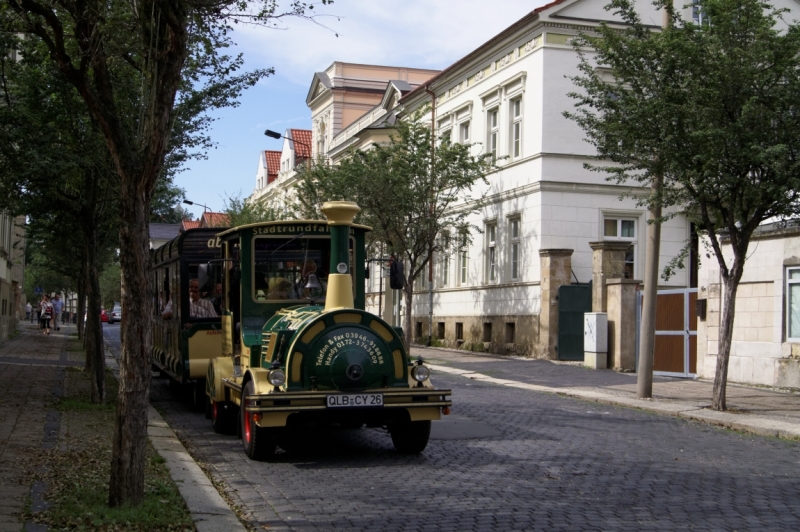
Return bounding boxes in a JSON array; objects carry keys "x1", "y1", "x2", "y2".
[{"x1": 252, "y1": 236, "x2": 339, "y2": 303}]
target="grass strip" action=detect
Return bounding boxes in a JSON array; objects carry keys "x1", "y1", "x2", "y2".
[{"x1": 23, "y1": 366, "x2": 194, "y2": 531}]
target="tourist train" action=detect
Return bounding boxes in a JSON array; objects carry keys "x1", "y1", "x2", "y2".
[{"x1": 150, "y1": 201, "x2": 451, "y2": 459}]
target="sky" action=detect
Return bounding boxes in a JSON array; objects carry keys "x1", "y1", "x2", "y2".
[{"x1": 177, "y1": 0, "x2": 549, "y2": 219}]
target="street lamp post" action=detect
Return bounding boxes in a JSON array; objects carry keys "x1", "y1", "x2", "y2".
[
  {"x1": 183, "y1": 199, "x2": 210, "y2": 213},
  {"x1": 264, "y1": 129, "x2": 312, "y2": 153}
]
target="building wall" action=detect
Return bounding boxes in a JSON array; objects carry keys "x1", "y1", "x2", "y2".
[
  {"x1": 253, "y1": 1, "x2": 700, "y2": 357},
  {"x1": 395, "y1": 11, "x2": 689, "y2": 355},
  {"x1": 697, "y1": 227, "x2": 800, "y2": 389},
  {"x1": 0, "y1": 213, "x2": 24, "y2": 342}
]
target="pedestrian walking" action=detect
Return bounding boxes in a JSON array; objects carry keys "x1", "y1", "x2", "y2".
[
  {"x1": 52, "y1": 294, "x2": 64, "y2": 331},
  {"x1": 40, "y1": 295, "x2": 53, "y2": 335},
  {"x1": 25, "y1": 302, "x2": 31, "y2": 321}
]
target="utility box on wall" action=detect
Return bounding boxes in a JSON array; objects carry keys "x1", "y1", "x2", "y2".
[{"x1": 584, "y1": 312, "x2": 608, "y2": 369}]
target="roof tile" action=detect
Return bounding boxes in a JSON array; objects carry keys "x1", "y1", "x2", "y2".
[
  {"x1": 290, "y1": 129, "x2": 313, "y2": 159},
  {"x1": 264, "y1": 150, "x2": 281, "y2": 183}
]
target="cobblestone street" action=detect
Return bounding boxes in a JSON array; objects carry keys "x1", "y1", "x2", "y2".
[{"x1": 150, "y1": 369, "x2": 800, "y2": 531}]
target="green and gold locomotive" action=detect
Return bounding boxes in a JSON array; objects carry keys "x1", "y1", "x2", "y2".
[{"x1": 206, "y1": 201, "x2": 452, "y2": 459}]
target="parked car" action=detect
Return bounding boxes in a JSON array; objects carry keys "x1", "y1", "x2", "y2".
[
  {"x1": 100, "y1": 309, "x2": 108, "y2": 323},
  {"x1": 109, "y1": 306, "x2": 122, "y2": 324}
]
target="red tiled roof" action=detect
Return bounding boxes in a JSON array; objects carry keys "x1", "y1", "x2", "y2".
[
  {"x1": 201, "y1": 212, "x2": 230, "y2": 228},
  {"x1": 181, "y1": 220, "x2": 200, "y2": 232},
  {"x1": 290, "y1": 129, "x2": 312, "y2": 159},
  {"x1": 264, "y1": 150, "x2": 281, "y2": 184},
  {"x1": 400, "y1": 0, "x2": 568, "y2": 104}
]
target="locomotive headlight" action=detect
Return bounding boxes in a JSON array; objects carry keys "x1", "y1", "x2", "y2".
[
  {"x1": 411, "y1": 365, "x2": 430, "y2": 383},
  {"x1": 268, "y1": 368, "x2": 286, "y2": 387}
]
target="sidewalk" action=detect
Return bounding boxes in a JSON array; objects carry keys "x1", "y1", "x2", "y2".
[
  {"x1": 0, "y1": 322, "x2": 244, "y2": 532},
  {"x1": 0, "y1": 321, "x2": 79, "y2": 532},
  {"x1": 414, "y1": 345, "x2": 800, "y2": 441}
]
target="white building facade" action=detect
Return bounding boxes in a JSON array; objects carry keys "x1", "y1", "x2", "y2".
[
  {"x1": 390, "y1": 0, "x2": 695, "y2": 356},
  {"x1": 697, "y1": 224, "x2": 800, "y2": 389},
  {"x1": 252, "y1": 1, "x2": 728, "y2": 358}
]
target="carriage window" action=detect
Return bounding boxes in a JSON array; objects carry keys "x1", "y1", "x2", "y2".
[
  {"x1": 253, "y1": 236, "x2": 341, "y2": 303},
  {"x1": 186, "y1": 262, "x2": 222, "y2": 318}
]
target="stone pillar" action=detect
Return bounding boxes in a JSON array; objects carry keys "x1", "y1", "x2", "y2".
[
  {"x1": 538, "y1": 249, "x2": 573, "y2": 360},
  {"x1": 606, "y1": 278, "x2": 640, "y2": 371},
  {"x1": 589, "y1": 241, "x2": 633, "y2": 312}
]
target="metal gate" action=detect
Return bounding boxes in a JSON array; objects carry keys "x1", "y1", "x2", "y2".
[
  {"x1": 638, "y1": 288, "x2": 698, "y2": 377},
  {"x1": 557, "y1": 284, "x2": 592, "y2": 361}
]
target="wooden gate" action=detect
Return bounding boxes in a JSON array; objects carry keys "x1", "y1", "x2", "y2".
[{"x1": 639, "y1": 288, "x2": 698, "y2": 377}]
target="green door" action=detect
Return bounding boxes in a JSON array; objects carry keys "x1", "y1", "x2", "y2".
[{"x1": 557, "y1": 284, "x2": 592, "y2": 361}]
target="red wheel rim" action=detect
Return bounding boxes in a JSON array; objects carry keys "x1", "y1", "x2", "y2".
[
  {"x1": 244, "y1": 409, "x2": 252, "y2": 443},
  {"x1": 213, "y1": 401, "x2": 219, "y2": 420}
]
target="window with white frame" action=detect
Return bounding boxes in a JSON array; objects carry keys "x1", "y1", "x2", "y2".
[
  {"x1": 486, "y1": 223, "x2": 497, "y2": 283},
  {"x1": 509, "y1": 217, "x2": 521, "y2": 280},
  {"x1": 487, "y1": 108, "x2": 499, "y2": 160},
  {"x1": 510, "y1": 98, "x2": 522, "y2": 159},
  {"x1": 458, "y1": 232, "x2": 468, "y2": 285},
  {"x1": 787, "y1": 267, "x2": 800, "y2": 341},
  {"x1": 460, "y1": 121, "x2": 470, "y2": 143},
  {"x1": 604, "y1": 217, "x2": 636, "y2": 279},
  {"x1": 692, "y1": 0, "x2": 706, "y2": 25}
]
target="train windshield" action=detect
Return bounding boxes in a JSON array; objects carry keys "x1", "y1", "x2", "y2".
[{"x1": 252, "y1": 236, "x2": 337, "y2": 303}]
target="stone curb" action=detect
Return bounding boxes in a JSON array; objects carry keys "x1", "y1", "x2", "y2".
[
  {"x1": 429, "y1": 364, "x2": 800, "y2": 441},
  {"x1": 147, "y1": 407, "x2": 247, "y2": 532},
  {"x1": 103, "y1": 337, "x2": 246, "y2": 532}
]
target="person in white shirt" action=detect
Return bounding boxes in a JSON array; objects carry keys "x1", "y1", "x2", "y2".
[{"x1": 188, "y1": 279, "x2": 217, "y2": 318}]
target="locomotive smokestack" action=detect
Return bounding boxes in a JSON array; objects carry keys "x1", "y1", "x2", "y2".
[{"x1": 320, "y1": 201, "x2": 361, "y2": 311}]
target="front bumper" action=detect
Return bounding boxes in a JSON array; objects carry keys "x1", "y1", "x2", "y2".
[{"x1": 244, "y1": 387, "x2": 452, "y2": 413}]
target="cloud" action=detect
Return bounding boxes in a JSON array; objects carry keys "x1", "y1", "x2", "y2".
[{"x1": 231, "y1": 0, "x2": 545, "y2": 87}]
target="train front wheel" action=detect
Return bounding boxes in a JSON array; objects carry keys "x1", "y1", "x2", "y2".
[
  {"x1": 241, "y1": 380, "x2": 277, "y2": 460},
  {"x1": 390, "y1": 420, "x2": 431, "y2": 454}
]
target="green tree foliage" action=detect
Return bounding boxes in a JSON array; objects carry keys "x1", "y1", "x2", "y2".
[
  {"x1": 224, "y1": 191, "x2": 288, "y2": 227},
  {"x1": 566, "y1": 0, "x2": 800, "y2": 410},
  {"x1": 2, "y1": 0, "x2": 333, "y2": 507},
  {"x1": 150, "y1": 181, "x2": 190, "y2": 223},
  {"x1": 99, "y1": 260, "x2": 122, "y2": 310},
  {"x1": 295, "y1": 114, "x2": 495, "y2": 346}
]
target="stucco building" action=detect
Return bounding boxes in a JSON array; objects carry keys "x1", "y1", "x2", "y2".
[
  {"x1": 697, "y1": 222, "x2": 800, "y2": 389},
  {"x1": 0, "y1": 213, "x2": 25, "y2": 341},
  {"x1": 254, "y1": 1, "x2": 781, "y2": 362}
]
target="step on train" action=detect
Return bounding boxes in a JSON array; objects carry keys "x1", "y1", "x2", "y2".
[{"x1": 150, "y1": 201, "x2": 452, "y2": 459}]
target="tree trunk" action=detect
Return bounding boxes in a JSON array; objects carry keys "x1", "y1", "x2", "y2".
[
  {"x1": 77, "y1": 283, "x2": 86, "y2": 341},
  {"x1": 403, "y1": 281, "x2": 414, "y2": 350},
  {"x1": 108, "y1": 184, "x2": 153, "y2": 507},
  {"x1": 711, "y1": 263, "x2": 744, "y2": 411},
  {"x1": 84, "y1": 233, "x2": 106, "y2": 404},
  {"x1": 636, "y1": 173, "x2": 663, "y2": 398}
]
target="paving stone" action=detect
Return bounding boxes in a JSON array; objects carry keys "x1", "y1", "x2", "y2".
[{"x1": 150, "y1": 366, "x2": 800, "y2": 532}]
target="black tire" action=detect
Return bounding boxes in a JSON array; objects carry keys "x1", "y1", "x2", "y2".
[
  {"x1": 211, "y1": 400, "x2": 236, "y2": 435},
  {"x1": 190, "y1": 380, "x2": 207, "y2": 413},
  {"x1": 390, "y1": 420, "x2": 431, "y2": 454},
  {"x1": 241, "y1": 380, "x2": 277, "y2": 460}
]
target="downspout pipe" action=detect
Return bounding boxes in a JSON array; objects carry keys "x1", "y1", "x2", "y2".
[{"x1": 425, "y1": 86, "x2": 436, "y2": 346}]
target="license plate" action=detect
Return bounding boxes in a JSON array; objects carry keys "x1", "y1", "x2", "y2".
[{"x1": 326, "y1": 393, "x2": 383, "y2": 408}]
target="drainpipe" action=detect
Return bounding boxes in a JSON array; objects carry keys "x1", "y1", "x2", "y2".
[{"x1": 424, "y1": 86, "x2": 436, "y2": 346}]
